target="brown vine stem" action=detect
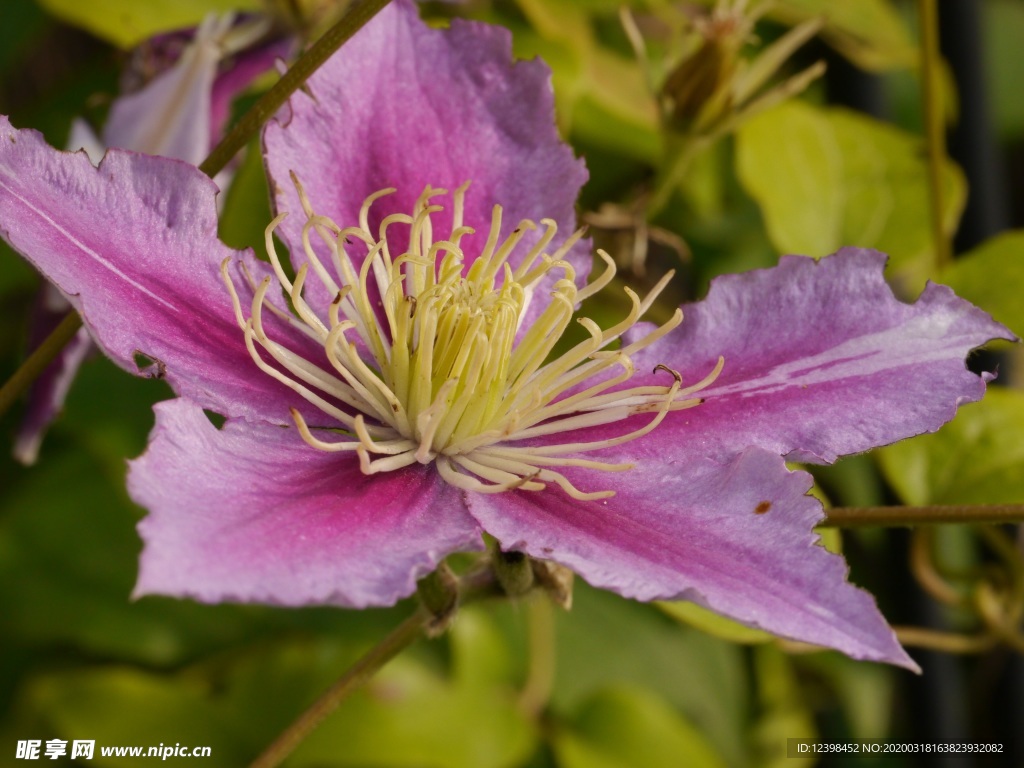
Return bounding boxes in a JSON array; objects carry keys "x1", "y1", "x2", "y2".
[
  {"x1": 918, "y1": 0, "x2": 952, "y2": 270},
  {"x1": 248, "y1": 611, "x2": 428, "y2": 768},
  {"x1": 821, "y1": 504, "x2": 1024, "y2": 528},
  {"x1": 894, "y1": 625, "x2": 997, "y2": 654},
  {"x1": 909, "y1": 527, "x2": 963, "y2": 606},
  {"x1": 0, "y1": 0, "x2": 393, "y2": 420},
  {"x1": 199, "y1": 0, "x2": 392, "y2": 179},
  {"x1": 249, "y1": 566, "x2": 503, "y2": 768}
]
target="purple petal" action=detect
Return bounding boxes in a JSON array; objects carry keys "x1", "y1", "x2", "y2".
[
  {"x1": 107, "y1": 16, "x2": 287, "y2": 163},
  {"x1": 465, "y1": 448, "x2": 916, "y2": 669},
  {"x1": 67, "y1": 118, "x2": 105, "y2": 164},
  {"x1": 14, "y1": 286, "x2": 93, "y2": 465},
  {"x1": 103, "y1": 14, "x2": 227, "y2": 164},
  {"x1": 263, "y1": 0, "x2": 588, "y2": 310},
  {"x1": 209, "y1": 34, "x2": 292, "y2": 151},
  {"x1": 620, "y1": 248, "x2": 1015, "y2": 464},
  {"x1": 130, "y1": 399, "x2": 483, "y2": 607},
  {"x1": 0, "y1": 117, "x2": 330, "y2": 426}
]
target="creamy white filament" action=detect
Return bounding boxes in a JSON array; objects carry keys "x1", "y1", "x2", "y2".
[{"x1": 222, "y1": 181, "x2": 723, "y2": 500}]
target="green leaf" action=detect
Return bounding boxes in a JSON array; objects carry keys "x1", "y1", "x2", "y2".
[
  {"x1": 571, "y1": 50, "x2": 660, "y2": 164},
  {"x1": 550, "y1": 583, "x2": 749, "y2": 768},
  {"x1": 0, "y1": 443, "x2": 267, "y2": 665},
  {"x1": 686, "y1": 0, "x2": 915, "y2": 72},
  {"x1": 796, "y1": 654, "x2": 894, "y2": 739},
  {"x1": 877, "y1": 387, "x2": 1024, "y2": 505},
  {"x1": 750, "y1": 646, "x2": 817, "y2": 768},
  {"x1": 291, "y1": 609, "x2": 537, "y2": 768},
  {"x1": 14, "y1": 609, "x2": 536, "y2": 767},
  {"x1": 736, "y1": 102, "x2": 965, "y2": 287},
  {"x1": 736, "y1": 100, "x2": 844, "y2": 258},
  {"x1": 769, "y1": 0, "x2": 916, "y2": 72},
  {"x1": 940, "y1": 230, "x2": 1024, "y2": 336},
  {"x1": 449, "y1": 605, "x2": 519, "y2": 692},
  {"x1": 0, "y1": 0, "x2": 47, "y2": 78},
  {"x1": 36, "y1": 0, "x2": 261, "y2": 49},
  {"x1": 509, "y1": 0, "x2": 658, "y2": 164},
  {"x1": 218, "y1": 141, "x2": 273, "y2": 255},
  {"x1": 0, "y1": 243, "x2": 37, "y2": 297},
  {"x1": 553, "y1": 685, "x2": 728, "y2": 768},
  {"x1": 985, "y1": 0, "x2": 1024, "y2": 138},
  {"x1": 27, "y1": 669, "x2": 252, "y2": 767},
  {"x1": 657, "y1": 601, "x2": 774, "y2": 645},
  {"x1": 829, "y1": 110, "x2": 964, "y2": 286}
]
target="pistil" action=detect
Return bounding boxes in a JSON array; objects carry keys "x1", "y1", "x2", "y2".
[{"x1": 222, "y1": 181, "x2": 723, "y2": 498}]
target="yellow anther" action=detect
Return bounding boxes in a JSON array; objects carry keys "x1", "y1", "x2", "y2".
[{"x1": 221, "y1": 179, "x2": 723, "y2": 498}]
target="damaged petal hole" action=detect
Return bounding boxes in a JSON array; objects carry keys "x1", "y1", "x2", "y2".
[
  {"x1": 203, "y1": 410, "x2": 227, "y2": 430},
  {"x1": 223, "y1": 178, "x2": 724, "y2": 499},
  {"x1": 133, "y1": 350, "x2": 167, "y2": 379}
]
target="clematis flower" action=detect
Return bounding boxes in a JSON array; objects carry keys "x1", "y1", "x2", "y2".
[
  {"x1": 0, "y1": 0, "x2": 1013, "y2": 670},
  {"x1": 13, "y1": 13, "x2": 288, "y2": 464}
]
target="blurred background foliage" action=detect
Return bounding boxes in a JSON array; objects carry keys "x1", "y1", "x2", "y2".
[{"x1": 2, "y1": 0, "x2": 1024, "y2": 765}]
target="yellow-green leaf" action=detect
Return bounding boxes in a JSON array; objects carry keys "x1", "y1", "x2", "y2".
[
  {"x1": 28, "y1": 670, "x2": 250, "y2": 767},
  {"x1": 877, "y1": 387, "x2": 1024, "y2": 505},
  {"x1": 36, "y1": 0, "x2": 260, "y2": 49},
  {"x1": 769, "y1": 0, "x2": 916, "y2": 72},
  {"x1": 553, "y1": 685, "x2": 728, "y2": 768},
  {"x1": 751, "y1": 646, "x2": 817, "y2": 768},
  {"x1": 737, "y1": 102, "x2": 965, "y2": 288},
  {"x1": 941, "y1": 230, "x2": 1024, "y2": 336},
  {"x1": 658, "y1": 601, "x2": 775, "y2": 645},
  {"x1": 736, "y1": 101, "x2": 844, "y2": 257}
]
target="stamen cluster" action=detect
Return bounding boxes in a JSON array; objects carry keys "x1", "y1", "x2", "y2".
[{"x1": 223, "y1": 181, "x2": 723, "y2": 499}]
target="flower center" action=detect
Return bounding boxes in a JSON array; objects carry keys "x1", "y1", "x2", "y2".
[{"x1": 222, "y1": 179, "x2": 723, "y2": 499}]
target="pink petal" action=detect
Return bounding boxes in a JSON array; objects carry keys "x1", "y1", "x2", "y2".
[
  {"x1": 209, "y1": 34, "x2": 293, "y2": 151},
  {"x1": 465, "y1": 448, "x2": 917, "y2": 669},
  {"x1": 130, "y1": 399, "x2": 484, "y2": 607},
  {"x1": 263, "y1": 0, "x2": 588, "y2": 310},
  {"x1": 619, "y1": 248, "x2": 1015, "y2": 464},
  {"x1": 14, "y1": 286, "x2": 93, "y2": 465},
  {"x1": 0, "y1": 117, "x2": 329, "y2": 426}
]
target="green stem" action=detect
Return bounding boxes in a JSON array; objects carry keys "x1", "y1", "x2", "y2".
[
  {"x1": 918, "y1": 0, "x2": 951, "y2": 270},
  {"x1": 647, "y1": 134, "x2": 704, "y2": 219},
  {"x1": 0, "y1": 311, "x2": 82, "y2": 419},
  {"x1": 518, "y1": 595, "x2": 556, "y2": 717},
  {"x1": 200, "y1": 0, "x2": 393, "y2": 179},
  {"x1": 249, "y1": 565, "x2": 503, "y2": 768},
  {"x1": 894, "y1": 625, "x2": 996, "y2": 654},
  {"x1": 0, "y1": 0, "x2": 393, "y2": 420},
  {"x1": 248, "y1": 610, "x2": 428, "y2": 768},
  {"x1": 822, "y1": 504, "x2": 1024, "y2": 528}
]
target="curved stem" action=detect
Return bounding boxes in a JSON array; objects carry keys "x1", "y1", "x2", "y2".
[
  {"x1": 821, "y1": 504, "x2": 1024, "y2": 528},
  {"x1": 200, "y1": 0, "x2": 393, "y2": 179},
  {"x1": 918, "y1": 0, "x2": 952, "y2": 270},
  {"x1": 249, "y1": 610, "x2": 428, "y2": 768},
  {"x1": 978, "y1": 525, "x2": 1024, "y2": 627},
  {"x1": 0, "y1": 311, "x2": 82, "y2": 419},
  {"x1": 974, "y1": 581, "x2": 1024, "y2": 654},
  {"x1": 909, "y1": 527, "x2": 964, "y2": 607},
  {"x1": 894, "y1": 625, "x2": 997, "y2": 654},
  {"x1": 647, "y1": 135, "x2": 704, "y2": 219}
]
